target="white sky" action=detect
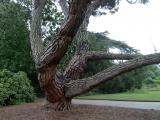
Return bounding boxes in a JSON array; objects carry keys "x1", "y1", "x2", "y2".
[{"x1": 88, "y1": 0, "x2": 160, "y2": 54}]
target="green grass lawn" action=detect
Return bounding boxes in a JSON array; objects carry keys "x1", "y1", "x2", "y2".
[{"x1": 76, "y1": 91, "x2": 160, "y2": 101}]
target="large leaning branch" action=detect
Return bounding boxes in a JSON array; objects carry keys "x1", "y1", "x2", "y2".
[
  {"x1": 65, "y1": 53, "x2": 160, "y2": 97},
  {"x1": 39, "y1": 0, "x2": 92, "y2": 69},
  {"x1": 63, "y1": 0, "x2": 109, "y2": 80}
]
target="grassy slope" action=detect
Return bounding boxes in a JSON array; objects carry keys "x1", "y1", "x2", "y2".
[{"x1": 76, "y1": 91, "x2": 160, "y2": 101}]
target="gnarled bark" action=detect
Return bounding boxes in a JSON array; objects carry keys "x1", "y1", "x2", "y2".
[{"x1": 38, "y1": 66, "x2": 67, "y2": 111}]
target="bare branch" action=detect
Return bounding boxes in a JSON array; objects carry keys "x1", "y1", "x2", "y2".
[
  {"x1": 63, "y1": 52, "x2": 139, "y2": 80},
  {"x1": 65, "y1": 53, "x2": 160, "y2": 97},
  {"x1": 85, "y1": 51, "x2": 140, "y2": 61},
  {"x1": 30, "y1": 0, "x2": 46, "y2": 65}
]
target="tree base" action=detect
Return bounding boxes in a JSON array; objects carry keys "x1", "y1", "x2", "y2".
[{"x1": 44, "y1": 98, "x2": 72, "y2": 111}]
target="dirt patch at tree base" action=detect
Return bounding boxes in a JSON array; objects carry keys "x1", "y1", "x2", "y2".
[{"x1": 0, "y1": 99, "x2": 160, "y2": 120}]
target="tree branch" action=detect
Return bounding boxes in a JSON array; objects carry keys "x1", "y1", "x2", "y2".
[
  {"x1": 63, "y1": 52, "x2": 139, "y2": 80},
  {"x1": 30, "y1": 0, "x2": 46, "y2": 65},
  {"x1": 74, "y1": 0, "x2": 103, "y2": 54},
  {"x1": 65, "y1": 53, "x2": 160, "y2": 97},
  {"x1": 85, "y1": 51, "x2": 140, "y2": 61},
  {"x1": 39, "y1": 0, "x2": 92, "y2": 69},
  {"x1": 62, "y1": 0, "x2": 138, "y2": 81},
  {"x1": 63, "y1": 0, "x2": 103, "y2": 80}
]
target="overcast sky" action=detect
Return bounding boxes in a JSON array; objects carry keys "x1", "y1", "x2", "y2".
[{"x1": 88, "y1": 0, "x2": 160, "y2": 54}]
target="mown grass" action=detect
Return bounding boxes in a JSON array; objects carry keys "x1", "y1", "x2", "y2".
[{"x1": 76, "y1": 91, "x2": 160, "y2": 101}]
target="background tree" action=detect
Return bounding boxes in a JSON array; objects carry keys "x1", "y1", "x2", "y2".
[
  {"x1": 0, "y1": 1, "x2": 34, "y2": 74},
  {"x1": 29, "y1": 0, "x2": 160, "y2": 111}
]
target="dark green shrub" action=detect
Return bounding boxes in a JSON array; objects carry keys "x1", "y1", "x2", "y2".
[{"x1": 0, "y1": 69, "x2": 35, "y2": 106}]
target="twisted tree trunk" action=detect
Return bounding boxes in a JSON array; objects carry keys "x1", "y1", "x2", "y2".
[
  {"x1": 30, "y1": 0, "x2": 160, "y2": 111},
  {"x1": 30, "y1": 0, "x2": 93, "y2": 111}
]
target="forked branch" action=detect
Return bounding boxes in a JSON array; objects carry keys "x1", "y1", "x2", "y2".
[{"x1": 39, "y1": 0, "x2": 92, "y2": 69}]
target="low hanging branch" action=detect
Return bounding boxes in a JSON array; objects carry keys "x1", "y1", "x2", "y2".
[
  {"x1": 62, "y1": 0, "x2": 151, "y2": 97},
  {"x1": 85, "y1": 52, "x2": 140, "y2": 61},
  {"x1": 63, "y1": 52, "x2": 139, "y2": 81},
  {"x1": 65, "y1": 53, "x2": 160, "y2": 97}
]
